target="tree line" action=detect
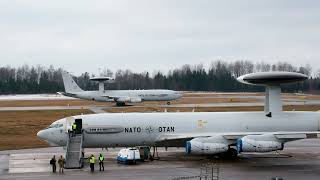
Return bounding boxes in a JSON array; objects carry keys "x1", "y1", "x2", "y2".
[{"x1": 0, "y1": 60, "x2": 319, "y2": 94}]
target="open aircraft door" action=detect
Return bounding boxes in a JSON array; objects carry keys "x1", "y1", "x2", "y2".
[
  {"x1": 75, "y1": 118, "x2": 82, "y2": 134},
  {"x1": 318, "y1": 116, "x2": 320, "y2": 131}
]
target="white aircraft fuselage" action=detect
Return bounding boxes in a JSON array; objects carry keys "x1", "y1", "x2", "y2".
[
  {"x1": 68, "y1": 89, "x2": 181, "y2": 102},
  {"x1": 37, "y1": 111, "x2": 320, "y2": 148}
]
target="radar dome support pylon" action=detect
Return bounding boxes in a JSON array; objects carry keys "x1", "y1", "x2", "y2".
[
  {"x1": 265, "y1": 86, "x2": 282, "y2": 116},
  {"x1": 90, "y1": 77, "x2": 115, "y2": 93}
]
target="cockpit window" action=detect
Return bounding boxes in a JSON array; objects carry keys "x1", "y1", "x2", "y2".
[{"x1": 46, "y1": 123, "x2": 63, "y2": 129}]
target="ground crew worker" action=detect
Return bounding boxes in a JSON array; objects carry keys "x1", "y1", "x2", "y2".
[
  {"x1": 58, "y1": 155, "x2": 65, "y2": 173},
  {"x1": 72, "y1": 122, "x2": 77, "y2": 136},
  {"x1": 89, "y1": 154, "x2": 96, "y2": 172},
  {"x1": 98, "y1": 153, "x2": 104, "y2": 171},
  {"x1": 49, "y1": 155, "x2": 56, "y2": 173}
]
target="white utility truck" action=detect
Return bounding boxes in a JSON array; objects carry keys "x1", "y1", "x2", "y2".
[{"x1": 117, "y1": 148, "x2": 141, "y2": 164}]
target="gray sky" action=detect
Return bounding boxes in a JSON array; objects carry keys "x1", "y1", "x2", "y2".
[{"x1": 1, "y1": 0, "x2": 320, "y2": 75}]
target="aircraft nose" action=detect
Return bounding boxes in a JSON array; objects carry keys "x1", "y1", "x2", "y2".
[{"x1": 37, "y1": 130, "x2": 48, "y2": 140}]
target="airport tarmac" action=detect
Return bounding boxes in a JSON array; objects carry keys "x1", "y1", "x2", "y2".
[
  {"x1": 0, "y1": 139, "x2": 320, "y2": 180},
  {"x1": 0, "y1": 94, "x2": 75, "y2": 101}
]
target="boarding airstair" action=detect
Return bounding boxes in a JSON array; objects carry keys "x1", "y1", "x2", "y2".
[{"x1": 65, "y1": 133, "x2": 84, "y2": 169}]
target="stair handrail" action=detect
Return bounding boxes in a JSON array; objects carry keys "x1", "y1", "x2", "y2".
[
  {"x1": 65, "y1": 131, "x2": 71, "y2": 166},
  {"x1": 78, "y1": 131, "x2": 84, "y2": 168}
]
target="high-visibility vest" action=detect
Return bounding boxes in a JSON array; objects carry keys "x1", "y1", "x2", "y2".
[
  {"x1": 99, "y1": 155, "x2": 104, "y2": 162},
  {"x1": 90, "y1": 156, "x2": 96, "y2": 164},
  {"x1": 72, "y1": 123, "x2": 76, "y2": 130}
]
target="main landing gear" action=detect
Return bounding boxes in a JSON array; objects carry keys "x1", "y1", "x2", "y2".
[
  {"x1": 116, "y1": 102, "x2": 126, "y2": 106},
  {"x1": 149, "y1": 146, "x2": 160, "y2": 161},
  {"x1": 219, "y1": 148, "x2": 238, "y2": 159}
]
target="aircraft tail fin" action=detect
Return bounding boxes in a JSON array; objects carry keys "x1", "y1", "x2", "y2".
[{"x1": 61, "y1": 71, "x2": 83, "y2": 93}]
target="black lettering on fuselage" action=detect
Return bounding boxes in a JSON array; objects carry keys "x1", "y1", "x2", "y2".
[
  {"x1": 158, "y1": 126, "x2": 175, "y2": 133},
  {"x1": 125, "y1": 127, "x2": 141, "y2": 133}
]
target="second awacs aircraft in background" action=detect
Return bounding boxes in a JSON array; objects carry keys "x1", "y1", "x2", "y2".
[{"x1": 59, "y1": 71, "x2": 182, "y2": 106}]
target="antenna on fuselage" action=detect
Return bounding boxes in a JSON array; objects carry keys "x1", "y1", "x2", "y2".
[{"x1": 237, "y1": 72, "x2": 308, "y2": 117}]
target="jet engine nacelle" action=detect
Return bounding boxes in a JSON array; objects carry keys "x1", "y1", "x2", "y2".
[
  {"x1": 116, "y1": 97, "x2": 131, "y2": 102},
  {"x1": 129, "y1": 97, "x2": 142, "y2": 103},
  {"x1": 237, "y1": 135, "x2": 284, "y2": 153},
  {"x1": 116, "y1": 97, "x2": 142, "y2": 103},
  {"x1": 185, "y1": 139, "x2": 229, "y2": 155}
]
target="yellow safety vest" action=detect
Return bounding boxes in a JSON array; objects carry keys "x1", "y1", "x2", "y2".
[
  {"x1": 99, "y1": 155, "x2": 104, "y2": 162},
  {"x1": 89, "y1": 156, "x2": 96, "y2": 164},
  {"x1": 72, "y1": 123, "x2": 76, "y2": 130}
]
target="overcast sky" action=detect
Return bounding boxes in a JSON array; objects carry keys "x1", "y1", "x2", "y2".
[{"x1": 1, "y1": 0, "x2": 320, "y2": 75}]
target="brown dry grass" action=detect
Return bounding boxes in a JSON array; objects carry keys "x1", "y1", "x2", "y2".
[
  {"x1": 176, "y1": 97, "x2": 259, "y2": 104},
  {"x1": 182, "y1": 92, "x2": 264, "y2": 97},
  {"x1": 0, "y1": 109, "x2": 92, "y2": 151},
  {"x1": 183, "y1": 92, "x2": 320, "y2": 100},
  {"x1": 139, "y1": 97, "x2": 260, "y2": 106},
  {"x1": 105, "y1": 106, "x2": 263, "y2": 113},
  {"x1": 105, "y1": 105, "x2": 320, "y2": 113},
  {"x1": 283, "y1": 95, "x2": 320, "y2": 100}
]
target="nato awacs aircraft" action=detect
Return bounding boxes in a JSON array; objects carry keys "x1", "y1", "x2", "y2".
[
  {"x1": 59, "y1": 71, "x2": 182, "y2": 106},
  {"x1": 38, "y1": 71, "x2": 320, "y2": 165}
]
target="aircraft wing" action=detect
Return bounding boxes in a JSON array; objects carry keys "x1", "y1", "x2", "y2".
[
  {"x1": 100, "y1": 95, "x2": 130, "y2": 101},
  {"x1": 222, "y1": 131, "x2": 320, "y2": 140},
  {"x1": 155, "y1": 131, "x2": 320, "y2": 147},
  {"x1": 101, "y1": 95, "x2": 142, "y2": 103},
  {"x1": 57, "y1": 92, "x2": 77, "y2": 97},
  {"x1": 156, "y1": 132, "x2": 252, "y2": 145},
  {"x1": 101, "y1": 95, "x2": 117, "y2": 100}
]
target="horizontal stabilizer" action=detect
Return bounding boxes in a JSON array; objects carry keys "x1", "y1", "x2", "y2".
[{"x1": 57, "y1": 92, "x2": 77, "y2": 97}]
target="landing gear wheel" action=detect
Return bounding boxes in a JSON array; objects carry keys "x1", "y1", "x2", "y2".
[
  {"x1": 167, "y1": 102, "x2": 171, "y2": 105},
  {"x1": 116, "y1": 102, "x2": 126, "y2": 106},
  {"x1": 219, "y1": 148, "x2": 238, "y2": 159}
]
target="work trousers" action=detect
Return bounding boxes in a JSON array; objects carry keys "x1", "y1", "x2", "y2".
[
  {"x1": 99, "y1": 161, "x2": 104, "y2": 171},
  {"x1": 90, "y1": 163, "x2": 95, "y2": 172},
  {"x1": 52, "y1": 164, "x2": 56, "y2": 173},
  {"x1": 59, "y1": 165, "x2": 64, "y2": 173}
]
